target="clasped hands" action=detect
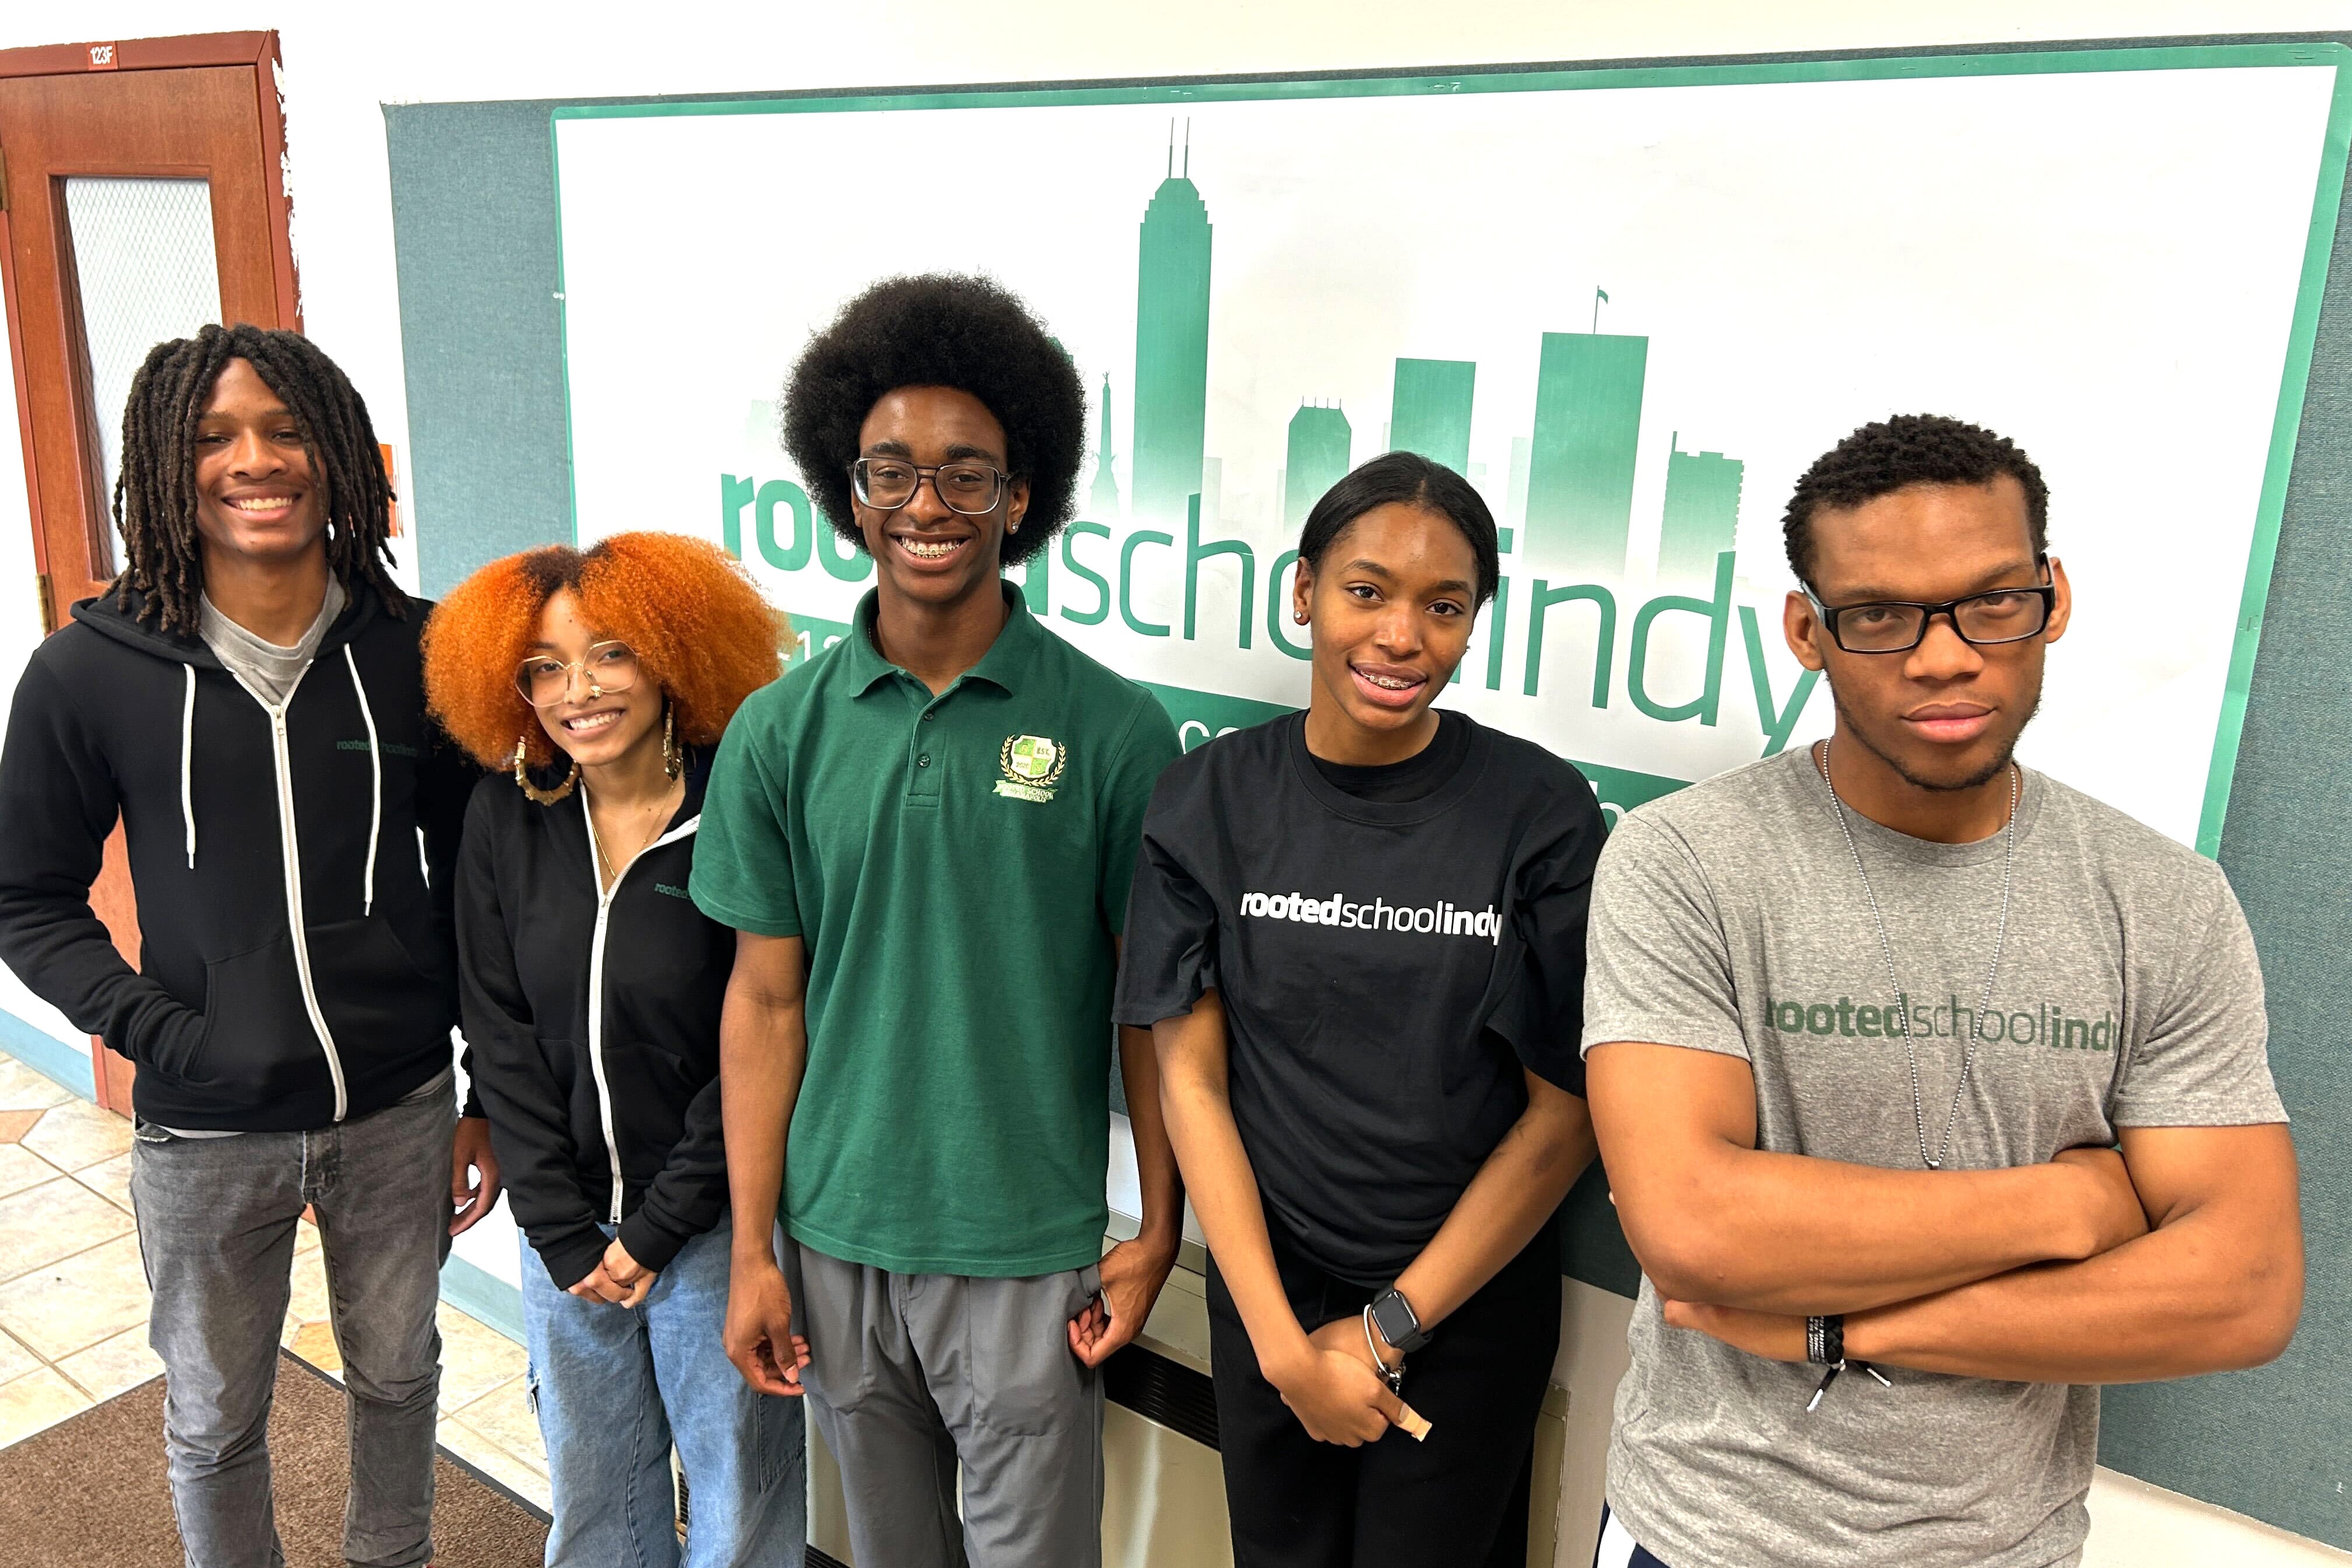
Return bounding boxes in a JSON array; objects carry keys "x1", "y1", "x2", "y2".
[
  {"x1": 1265, "y1": 1314, "x2": 1418, "y2": 1448},
  {"x1": 569, "y1": 1236, "x2": 658, "y2": 1308},
  {"x1": 1660, "y1": 1144, "x2": 2152, "y2": 1364}
]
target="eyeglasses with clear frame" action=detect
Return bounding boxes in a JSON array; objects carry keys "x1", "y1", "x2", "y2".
[
  {"x1": 849, "y1": 458, "x2": 1012, "y2": 516},
  {"x1": 1803, "y1": 556, "x2": 2057, "y2": 654},
  {"x1": 515, "y1": 641, "x2": 639, "y2": 707}
]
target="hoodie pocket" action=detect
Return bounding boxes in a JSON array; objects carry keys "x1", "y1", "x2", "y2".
[
  {"x1": 307, "y1": 917, "x2": 442, "y2": 1044},
  {"x1": 188, "y1": 935, "x2": 328, "y2": 1096},
  {"x1": 530, "y1": 1037, "x2": 602, "y2": 1167}
]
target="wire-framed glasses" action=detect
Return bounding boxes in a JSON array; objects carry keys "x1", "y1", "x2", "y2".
[
  {"x1": 1804, "y1": 559, "x2": 2056, "y2": 654},
  {"x1": 850, "y1": 458, "x2": 1010, "y2": 516},
  {"x1": 515, "y1": 641, "x2": 639, "y2": 707}
]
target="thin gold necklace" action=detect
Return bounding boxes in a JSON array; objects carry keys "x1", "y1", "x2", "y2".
[{"x1": 586, "y1": 779, "x2": 678, "y2": 890}]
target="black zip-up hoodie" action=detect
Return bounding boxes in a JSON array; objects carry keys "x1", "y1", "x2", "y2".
[
  {"x1": 0, "y1": 585, "x2": 478, "y2": 1130},
  {"x1": 454, "y1": 757, "x2": 729, "y2": 1290}
]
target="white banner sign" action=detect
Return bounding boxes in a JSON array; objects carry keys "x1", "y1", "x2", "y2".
[{"x1": 552, "y1": 48, "x2": 2346, "y2": 847}]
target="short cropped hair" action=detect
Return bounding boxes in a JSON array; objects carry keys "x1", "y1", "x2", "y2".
[
  {"x1": 1783, "y1": 414, "x2": 2049, "y2": 583},
  {"x1": 424, "y1": 532, "x2": 785, "y2": 771},
  {"x1": 1298, "y1": 452, "x2": 1501, "y2": 608},
  {"x1": 780, "y1": 274, "x2": 1086, "y2": 568}
]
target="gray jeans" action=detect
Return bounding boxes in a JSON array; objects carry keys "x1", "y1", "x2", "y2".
[
  {"x1": 785, "y1": 1242, "x2": 1105, "y2": 1568},
  {"x1": 131, "y1": 1077, "x2": 455, "y2": 1568}
]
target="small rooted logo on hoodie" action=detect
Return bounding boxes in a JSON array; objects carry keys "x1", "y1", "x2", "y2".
[{"x1": 995, "y1": 734, "x2": 1066, "y2": 803}]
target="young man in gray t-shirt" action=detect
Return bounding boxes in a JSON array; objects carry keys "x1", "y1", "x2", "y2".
[{"x1": 1582, "y1": 415, "x2": 2301, "y2": 1568}]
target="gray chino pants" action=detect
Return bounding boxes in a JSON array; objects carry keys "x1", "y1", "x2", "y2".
[
  {"x1": 785, "y1": 1241, "x2": 1105, "y2": 1568},
  {"x1": 130, "y1": 1077, "x2": 455, "y2": 1568}
]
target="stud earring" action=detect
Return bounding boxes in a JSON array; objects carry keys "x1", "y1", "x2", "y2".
[{"x1": 512, "y1": 734, "x2": 579, "y2": 804}]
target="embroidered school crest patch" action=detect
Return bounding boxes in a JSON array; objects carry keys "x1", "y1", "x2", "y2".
[{"x1": 996, "y1": 734, "x2": 1067, "y2": 803}]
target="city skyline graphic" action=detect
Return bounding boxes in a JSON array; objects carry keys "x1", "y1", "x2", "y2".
[
  {"x1": 553, "y1": 57, "x2": 2333, "y2": 849},
  {"x1": 1090, "y1": 373, "x2": 1121, "y2": 517},
  {"x1": 1101, "y1": 135, "x2": 1741, "y2": 588},
  {"x1": 1130, "y1": 129, "x2": 1212, "y2": 523}
]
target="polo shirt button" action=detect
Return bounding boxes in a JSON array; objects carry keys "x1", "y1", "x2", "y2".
[
  {"x1": 916, "y1": 754, "x2": 931, "y2": 767},
  {"x1": 921, "y1": 710, "x2": 936, "y2": 722}
]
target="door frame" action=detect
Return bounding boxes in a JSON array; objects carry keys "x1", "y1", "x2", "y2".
[
  {"x1": 0, "y1": 30, "x2": 299, "y2": 627},
  {"x1": 0, "y1": 32, "x2": 299, "y2": 1110}
]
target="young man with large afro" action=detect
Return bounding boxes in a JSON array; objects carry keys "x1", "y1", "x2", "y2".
[{"x1": 694, "y1": 272, "x2": 1186, "y2": 1567}]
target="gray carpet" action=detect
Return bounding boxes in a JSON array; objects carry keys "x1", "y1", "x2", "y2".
[{"x1": 0, "y1": 1348, "x2": 548, "y2": 1566}]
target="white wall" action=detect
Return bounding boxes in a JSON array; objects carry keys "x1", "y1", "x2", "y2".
[
  {"x1": 0, "y1": 261, "x2": 88, "y2": 1049},
  {"x1": 4, "y1": 3, "x2": 2350, "y2": 1562},
  {"x1": 1556, "y1": 1280, "x2": 1637, "y2": 1562},
  {"x1": 2, "y1": 0, "x2": 2345, "y2": 585}
]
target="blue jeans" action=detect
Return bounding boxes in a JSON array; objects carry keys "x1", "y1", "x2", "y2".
[
  {"x1": 520, "y1": 1216, "x2": 806, "y2": 1568},
  {"x1": 131, "y1": 1075, "x2": 454, "y2": 1568}
]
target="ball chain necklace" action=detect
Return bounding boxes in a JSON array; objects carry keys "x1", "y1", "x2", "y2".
[{"x1": 1814, "y1": 738, "x2": 2020, "y2": 1171}]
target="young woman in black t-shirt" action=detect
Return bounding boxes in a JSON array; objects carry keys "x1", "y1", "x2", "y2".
[{"x1": 1115, "y1": 453, "x2": 1605, "y2": 1567}]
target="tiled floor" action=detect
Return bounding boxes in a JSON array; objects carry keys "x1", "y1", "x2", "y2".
[{"x1": 0, "y1": 1054, "x2": 555, "y2": 1513}]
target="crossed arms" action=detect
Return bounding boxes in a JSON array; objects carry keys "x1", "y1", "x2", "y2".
[{"x1": 1587, "y1": 1042, "x2": 2302, "y2": 1384}]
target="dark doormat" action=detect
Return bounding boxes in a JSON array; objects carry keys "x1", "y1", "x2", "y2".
[{"x1": 0, "y1": 1347, "x2": 548, "y2": 1566}]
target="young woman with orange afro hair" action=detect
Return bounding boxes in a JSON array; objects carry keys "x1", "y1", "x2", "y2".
[{"x1": 422, "y1": 532, "x2": 804, "y2": 1567}]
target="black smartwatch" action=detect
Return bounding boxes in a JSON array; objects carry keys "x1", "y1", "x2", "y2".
[{"x1": 1368, "y1": 1288, "x2": 1429, "y2": 1354}]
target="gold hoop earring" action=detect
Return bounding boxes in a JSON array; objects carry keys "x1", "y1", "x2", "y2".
[
  {"x1": 512, "y1": 734, "x2": 579, "y2": 804},
  {"x1": 661, "y1": 705, "x2": 681, "y2": 781}
]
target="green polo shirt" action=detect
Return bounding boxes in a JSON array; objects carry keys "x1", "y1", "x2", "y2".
[{"x1": 692, "y1": 582, "x2": 1181, "y2": 1277}]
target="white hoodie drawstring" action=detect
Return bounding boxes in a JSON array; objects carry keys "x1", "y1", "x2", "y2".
[
  {"x1": 344, "y1": 646, "x2": 382, "y2": 917},
  {"x1": 180, "y1": 666, "x2": 198, "y2": 870}
]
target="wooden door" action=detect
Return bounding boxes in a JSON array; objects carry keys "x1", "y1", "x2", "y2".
[{"x1": 0, "y1": 33, "x2": 297, "y2": 1111}]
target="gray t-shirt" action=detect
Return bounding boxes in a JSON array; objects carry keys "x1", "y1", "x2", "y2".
[
  {"x1": 198, "y1": 576, "x2": 345, "y2": 709},
  {"x1": 1580, "y1": 746, "x2": 2284, "y2": 1568}
]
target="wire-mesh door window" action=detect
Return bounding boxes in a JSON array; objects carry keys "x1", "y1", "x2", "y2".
[{"x1": 64, "y1": 177, "x2": 223, "y2": 538}]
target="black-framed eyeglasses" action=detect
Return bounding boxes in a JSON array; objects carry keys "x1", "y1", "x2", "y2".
[
  {"x1": 850, "y1": 458, "x2": 1012, "y2": 516},
  {"x1": 1804, "y1": 557, "x2": 2056, "y2": 654}
]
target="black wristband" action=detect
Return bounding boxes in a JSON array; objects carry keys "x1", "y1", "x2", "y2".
[{"x1": 1805, "y1": 1314, "x2": 1845, "y2": 1366}]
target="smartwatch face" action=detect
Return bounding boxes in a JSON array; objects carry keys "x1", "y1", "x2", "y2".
[{"x1": 1371, "y1": 1291, "x2": 1422, "y2": 1352}]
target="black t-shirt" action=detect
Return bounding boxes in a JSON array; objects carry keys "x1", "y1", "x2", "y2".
[
  {"x1": 1308, "y1": 709, "x2": 1471, "y2": 803},
  {"x1": 1114, "y1": 709, "x2": 1605, "y2": 1286}
]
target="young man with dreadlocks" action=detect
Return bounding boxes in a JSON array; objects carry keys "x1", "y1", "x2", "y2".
[
  {"x1": 0, "y1": 324, "x2": 498, "y2": 1568},
  {"x1": 696, "y1": 274, "x2": 1185, "y2": 1566}
]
